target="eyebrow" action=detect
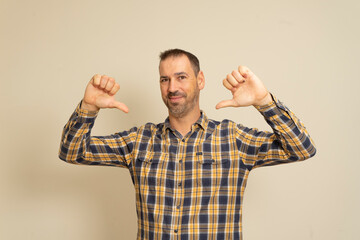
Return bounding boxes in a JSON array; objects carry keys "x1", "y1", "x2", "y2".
[
  {"x1": 174, "y1": 72, "x2": 189, "y2": 76},
  {"x1": 160, "y1": 72, "x2": 189, "y2": 79}
]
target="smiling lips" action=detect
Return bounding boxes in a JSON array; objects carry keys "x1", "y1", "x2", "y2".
[
  {"x1": 169, "y1": 96, "x2": 183, "y2": 102},
  {"x1": 168, "y1": 92, "x2": 186, "y2": 103}
]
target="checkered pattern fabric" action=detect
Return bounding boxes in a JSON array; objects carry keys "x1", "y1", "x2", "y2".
[{"x1": 59, "y1": 95, "x2": 316, "y2": 240}]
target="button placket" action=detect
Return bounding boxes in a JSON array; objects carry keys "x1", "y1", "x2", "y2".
[{"x1": 173, "y1": 138, "x2": 185, "y2": 236}]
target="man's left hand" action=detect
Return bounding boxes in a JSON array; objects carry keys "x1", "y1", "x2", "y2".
[{"x1": 216, "y1": 66, "x2": 272, "y2": 109}]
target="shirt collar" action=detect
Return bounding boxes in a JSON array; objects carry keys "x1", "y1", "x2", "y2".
[{"x1": 163, "y1": 110, "x2": 208, "y2": 133}]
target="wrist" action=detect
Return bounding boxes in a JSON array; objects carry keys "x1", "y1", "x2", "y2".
[
  {"x1": 81, "y1": 101, "x2": 100, "y2": 112},
  {"x1": 253, "y1": 92, "x2": 272, "y2": 107}
]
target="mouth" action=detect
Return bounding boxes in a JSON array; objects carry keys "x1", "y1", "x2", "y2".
[
  {"x1": 167, "y1": 92, "x2": 186, "y2": 103},
  {"x1": 168, "y1": 95, "x2": 184, "y2": 103}
]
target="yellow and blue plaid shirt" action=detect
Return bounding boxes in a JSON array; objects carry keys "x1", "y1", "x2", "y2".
[{"x1": 59, "y1": 96, "x2": 316, "y2": 240}]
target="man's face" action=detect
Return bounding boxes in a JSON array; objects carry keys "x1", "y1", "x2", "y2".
[{"x1": 159, "y1": 55, "x2": 204, "y2": 118}]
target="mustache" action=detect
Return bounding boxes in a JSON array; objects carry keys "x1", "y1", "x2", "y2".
[{"x1": 167, "y1": 91, "x2": 186, "y2": 98}]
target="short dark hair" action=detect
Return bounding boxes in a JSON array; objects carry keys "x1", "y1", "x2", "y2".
[{"x1": 159, "y1": 49, "x2": 200, "y2": 76}]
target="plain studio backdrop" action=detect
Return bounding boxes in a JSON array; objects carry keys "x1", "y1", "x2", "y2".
[{"x1": 1, "y1": 0, "x2": 359, "y2": 239}]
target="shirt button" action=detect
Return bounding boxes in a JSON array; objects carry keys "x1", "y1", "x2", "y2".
[
  {"x1": 177, "y1": 205, "x2": 180, "y2": 209},
  {"x1": 179, "y1": 160, "x2": 183, "y2": 164},
  {"x1": 182, "y1": 139, "x2": 185, "y2": 142},
  {"x1": 174, "y1": 229, "x2": 178, "y2": 233},
  {"x1": 178, "y1": 182, "x2": 182, "y2": 187}
]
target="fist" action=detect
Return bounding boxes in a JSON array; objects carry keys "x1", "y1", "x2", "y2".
[
  {"x1": 216, "y1": 66, "x2": 271, "y2": 109},
  {"x1": 82, "y1": 74, "x2": 129, "y2": 113}
]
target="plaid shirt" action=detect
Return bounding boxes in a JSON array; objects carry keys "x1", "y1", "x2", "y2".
[{"x1": 59, "y1": 95, "x2": 316, "y2": 240}]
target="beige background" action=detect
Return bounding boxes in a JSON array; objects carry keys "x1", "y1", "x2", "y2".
[{"x1": 1, "y1": 0, "x2": 359, "y2": 239}]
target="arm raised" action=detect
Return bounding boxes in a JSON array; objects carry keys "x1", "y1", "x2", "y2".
[
  {"x1": 82, "y1": 74, "x2": 129, "y2": 113},
  {"x1": 216, "y1": 66, "x2": 272, "y2": 109}
]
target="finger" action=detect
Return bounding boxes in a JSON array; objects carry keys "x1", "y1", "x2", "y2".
[
  {"x1": 215, "y1": 99, "x2": 236, "y2": 109},
  {"x1": 92, "y1": 74, "x2": 101, "y2": 86},
  {"x1": 232, "y1": 70, "x2": 245, "y2": 83},
  {"x1": 222, "y1": 78, "x2": 233, "y2": 90},
  {"x1": 100, "y1": 75, "x2": 109, "y2": 89},
  {"x1": 109, "y1": 83, "x2": 120, "y2": 96},
  {"x1": 112, "y1": 101, "x2": 129, "y2": 113},
  {"x1": 104, "y1": 77, "x2": 115, "y2": 93},
  {"x1": 238, "y1": 66, "x2": 253, "y2": 79},
  {"x1": 226, "y1": 73, "x2": 239, "y2": 87}
]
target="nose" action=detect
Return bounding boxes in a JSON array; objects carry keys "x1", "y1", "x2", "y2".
[{"x1": 168, "y1": 79, "x2": 178, "y2": 93}]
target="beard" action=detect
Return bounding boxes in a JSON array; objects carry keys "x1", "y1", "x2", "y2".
[{"x1": 163, "y1": 89, "x2": 199, "y2": 118}]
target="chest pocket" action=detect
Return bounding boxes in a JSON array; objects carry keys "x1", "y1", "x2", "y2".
[
  {"x1": 196, "y1": 152, "x2": 230, "y2": 191},
  {"x1": 135, "y1": 151, "x2": 167, "y2": 193}
]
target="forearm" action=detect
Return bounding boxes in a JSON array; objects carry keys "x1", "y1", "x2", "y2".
[
  {"x1": 58, "y1": 103, "x2": 132, "y2": 167},
  {"x1": 59, "y1": 102, "x2": 98, "y2": 164},
  {"x1": 256, "y1": 95, "x2": 316, "y2": 162},
  {"x1": 239, "y1": 95, "x2": 316, "y2": 168}
]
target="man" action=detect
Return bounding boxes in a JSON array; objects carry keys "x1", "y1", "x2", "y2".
[{"x1": 59, "y1": 49, "x2": 316, "y2": 240}]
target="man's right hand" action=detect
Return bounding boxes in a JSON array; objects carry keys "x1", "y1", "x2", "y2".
[{"x1": 81, "y1": 74, "x2": 129, "y2": 113}]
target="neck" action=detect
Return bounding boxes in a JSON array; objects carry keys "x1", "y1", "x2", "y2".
[{"x1": 168, "y1": 108, "x2": 201, "y2": 137}]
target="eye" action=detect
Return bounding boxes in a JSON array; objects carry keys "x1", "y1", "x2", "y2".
[
  {"x1": 178, "y1": 75, "x2": 186, "y2": 80},
  {"x1": 160, "y1": 78, "x2": 169, "y2": 83}
]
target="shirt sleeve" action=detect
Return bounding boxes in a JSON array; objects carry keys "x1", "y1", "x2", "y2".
[
  {"x1": 236, "y1": 94, "x2": 316, "y2": 169},
  {"x1": 58, "y1": 102, "x2": 137, "y2": 168}
]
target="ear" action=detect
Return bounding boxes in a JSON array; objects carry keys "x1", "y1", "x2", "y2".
[{"x1": 197, "y1": 71, "x2": 205, "y2": 90}]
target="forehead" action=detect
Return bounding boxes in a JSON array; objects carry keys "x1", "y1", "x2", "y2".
[{"x1": 159, "y1": 55, "x2": 193, "y2": 76}]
